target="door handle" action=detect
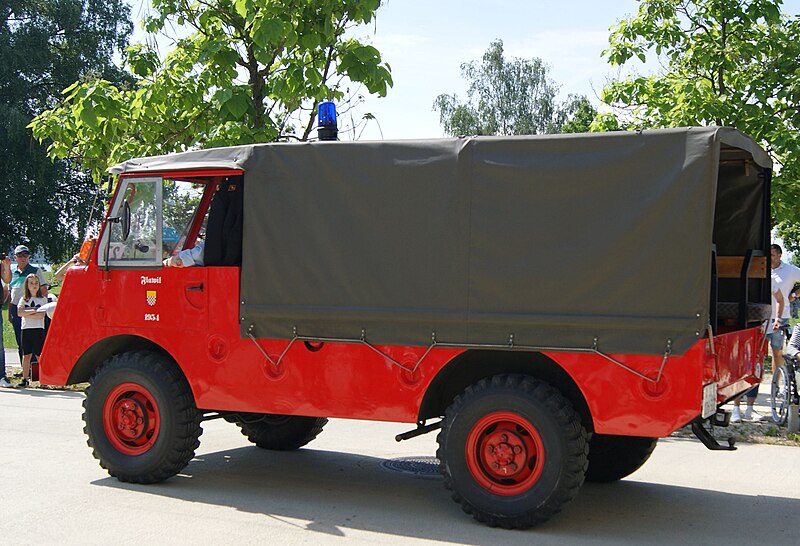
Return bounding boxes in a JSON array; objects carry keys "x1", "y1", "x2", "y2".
[{"x1": 186, "y1": 283, "x2": 204, "y2": 291}]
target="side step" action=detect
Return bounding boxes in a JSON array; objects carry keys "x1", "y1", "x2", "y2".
[
  {"x1": 691, "y1": 417, "x2": 736, "y2": 451},
  {"x1": 395, "y1": 420, "x2": 442, "y2": 442}
]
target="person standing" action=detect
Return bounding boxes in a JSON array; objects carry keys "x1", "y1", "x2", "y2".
[
  {"x1": 761, "y1": 243, "x2": 800, "y2": 422},
  {"x1": 0, "y1": 254, "x2": 11, "y2": 388},
  {"x1": 731, "y1": 284, "x2": 783, "y2": 422},
  {"x1": 6, "y1": 245, "x2": 47, "y2": 361},
  {"x1": 17, "y1": 274, "x2": 55, "y2": 387}
]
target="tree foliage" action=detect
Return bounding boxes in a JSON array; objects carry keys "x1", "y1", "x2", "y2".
[
  {"x1": 433, "y1": 39, "x2": 596, "y2": 136},
  {"x1": 557, "y1": 94, "x2": 598, "y2": 134},
  {"x1": 596, "y1": 0, "x2": 800, "y2": 229},
  {"x1": 30, "y1": 0, "x2": 393, "y2": 185},
  {"x1": 0, "y1": 0, "x2": 132, "y2": 260}
]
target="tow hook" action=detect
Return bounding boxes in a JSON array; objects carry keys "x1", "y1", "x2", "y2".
[
  {"x1": 691, "y1": 416, "x2": 736, "y2": 451},
  {"x1": 395, "y1": 420, "x2": 442, "y2": 442}
]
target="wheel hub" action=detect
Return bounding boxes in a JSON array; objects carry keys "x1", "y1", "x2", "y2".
[
  {"x1": 103, "y1": 382, "x2": 161, "y2": 455},
  {"x1": 465, "y1": 411, "x2": 545, "y2": 496},
  {"x1": 112, "y1": 398, "x2": 148, "y2": 441},
  {"x1": 486, "y1": 432, "x2": 526, "y2": 477}
]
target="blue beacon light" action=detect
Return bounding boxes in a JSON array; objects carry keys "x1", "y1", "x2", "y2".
[{"x1": 317, "y1": 101, "x2": 338, "y2": 141}]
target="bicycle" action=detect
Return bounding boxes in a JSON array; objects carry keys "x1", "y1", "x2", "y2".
[{"x1": 771, "y1": 355, "x2": 799, "y2": 425}]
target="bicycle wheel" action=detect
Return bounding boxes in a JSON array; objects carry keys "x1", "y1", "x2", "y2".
[{"x1": 771, "y1": 365, "x2": 791, "y2": 425}]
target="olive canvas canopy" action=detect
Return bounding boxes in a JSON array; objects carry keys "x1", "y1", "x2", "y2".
[{"x1": 110, "y1": 127, "x2": 772, "y2": 356}]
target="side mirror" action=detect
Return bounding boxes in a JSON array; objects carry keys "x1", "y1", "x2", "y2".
[{"x1": 121, "y1": 200, "x2": 131, "y2": 241}]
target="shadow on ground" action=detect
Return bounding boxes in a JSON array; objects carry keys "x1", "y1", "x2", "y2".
[{"x1": 92, "y1": 442, "x2": 800, "y2": 544}]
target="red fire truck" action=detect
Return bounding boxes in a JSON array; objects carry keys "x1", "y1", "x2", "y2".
[{"x1": 41, "y1": 126, "x2": 772, "y2": 528}]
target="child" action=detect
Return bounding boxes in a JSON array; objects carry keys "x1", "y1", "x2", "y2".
[{"x1": 17, "y1": 273, "x2": 56, "y2": 387}]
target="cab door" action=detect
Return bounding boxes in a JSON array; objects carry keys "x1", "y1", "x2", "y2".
[{"x1": 96, "y1": 176, "x2": 210, "y2": 331}]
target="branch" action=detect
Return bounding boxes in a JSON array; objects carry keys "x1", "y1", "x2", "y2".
[
  {"x1": 772, "y1": 105, "x2": 800, "y2": 117},
  {"x1": 160, "y1": 102, "x2": 215, "y2": 145},
  {"x1": 677, "y1": 3, "x2": 713, "y2": 38},
  {"x1": 301, "y1": 42, "x2": 338, "y2": 141}
]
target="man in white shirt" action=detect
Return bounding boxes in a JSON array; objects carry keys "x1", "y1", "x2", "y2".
[
  {"x1": 744, "y1": 243, "x2": 800, "y2": 423},
  {"x1": 732, "y1": 244, "x2": 798, "y2": 422},
  {"x1": 770, "y1": 244, "x2": 800, "y2": 357}
]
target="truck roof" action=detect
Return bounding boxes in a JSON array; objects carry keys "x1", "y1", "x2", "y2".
[{"x1": 110, "y1": 127, "x2": 771, "y2": 174}]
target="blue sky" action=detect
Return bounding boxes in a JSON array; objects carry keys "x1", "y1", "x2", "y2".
[
  {"x1": 352, "y1": 0, "x2": 641, "y2": 139},
  {"x1": 130, "y1": 0, "x2": 800, "y2": 140}
]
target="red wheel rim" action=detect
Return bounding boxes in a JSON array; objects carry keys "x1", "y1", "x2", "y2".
[
  {"x1": 465, "y1": 411, "x2": 545, "y2": 496},
  {"x1": 103, "y1": 382, "x2": 161, "y2": 456}
]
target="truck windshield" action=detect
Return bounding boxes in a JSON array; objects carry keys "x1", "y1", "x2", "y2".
[{"x1": 106, "y1": 178, "x2": 161, "y2": 264}]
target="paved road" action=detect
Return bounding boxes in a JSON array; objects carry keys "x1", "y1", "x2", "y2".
[{"x1": 1, "y1": 387, "x2": 799, "y2": 545}]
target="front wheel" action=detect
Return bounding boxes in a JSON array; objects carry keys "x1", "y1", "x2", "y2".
[
  {"x1": 83, "y1": 351, "x2": 202, "y2": 483},
  {"x1": 771, "y1": 365, "x2": 792, "y2": 425},
  {"x1": 437, "y1": 374, "x2": 588, "y2": 529}
]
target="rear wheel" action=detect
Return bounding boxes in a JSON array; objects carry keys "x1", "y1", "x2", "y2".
[
  {"x1": 771, "y1": 365, "x2": 792, "y2": 425},
  {"x1": 83, "y1": 351, "x2": 202, "y2": 483},
  {"x1": 437, "y1": 374, "x2": 588, "y2": 529},
  {"x1": 232, "y1": 414, "x2": 328, "y2": 450},
  {"x1": 585, "y1": 434, "x2": 657, "y2": 482}
]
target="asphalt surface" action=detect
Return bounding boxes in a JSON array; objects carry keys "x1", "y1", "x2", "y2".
[{"x1": 2, "y1": 373, "x2": 800, "y2": 546}]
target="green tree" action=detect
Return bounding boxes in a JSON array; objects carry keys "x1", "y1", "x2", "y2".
[
  {"x1": 30, "y1": 0, "x2": 393, "y2": 185},
  {"x1": 433, "y1": 39, "x2": 596, "y2": 136},
  {"x1": 1, "y1": 0, "x2": 132, "y2": 259},
  {"x1": 596, "y1": 0, "x2": 800, "y2": 228},
  {"x1": 556, "y1": 94, "x2": 598, "y2": 134},
  {"x1": 777, "y1": 222, "x2": 800, "y2": 250}
]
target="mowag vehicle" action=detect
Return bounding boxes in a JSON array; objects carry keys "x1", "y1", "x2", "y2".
[{"x1": 41, "y1": 123, "x2": 772, "y2": 529}]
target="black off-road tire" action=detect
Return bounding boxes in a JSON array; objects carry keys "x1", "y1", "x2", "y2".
[
  {"x1": 437, "y1": 374, "x2": 588, "y2": 529},
  {"x1": 83, "y1": 351, "x2": 202, "y2": 483},
  {"x1": 585, "y1": 434, "x2": 657, "y2": 482},
  {"x1": 233, "y1": 414, "x2": 328, "y2": 450}
]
